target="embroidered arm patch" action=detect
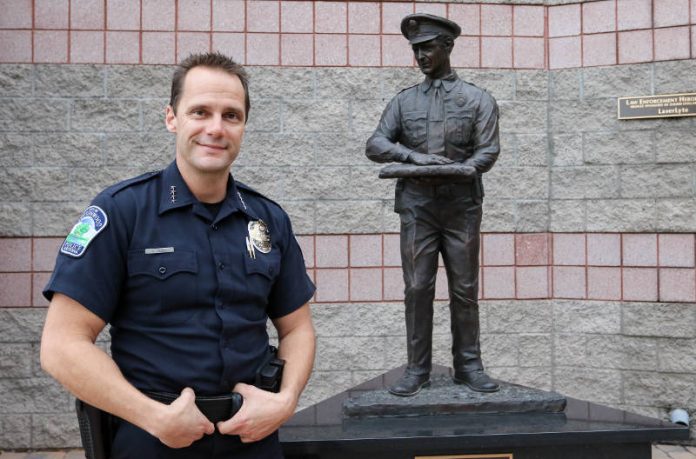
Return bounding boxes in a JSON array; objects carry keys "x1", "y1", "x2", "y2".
[{"x1": 60, "y1": 206, "x2": 109, "y2": 257}]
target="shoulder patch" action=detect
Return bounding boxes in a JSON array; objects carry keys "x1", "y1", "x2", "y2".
[
  {"x1": 60, "y1": 206, "x2": 109, "y2": 257},
  {"x1": 107, "y1": 170, "x2": 161, "y2": 197}
]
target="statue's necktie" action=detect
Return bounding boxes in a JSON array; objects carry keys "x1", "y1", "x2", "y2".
[{"x1": 427, "y1": 79, "x2": 446, "y2": 156}]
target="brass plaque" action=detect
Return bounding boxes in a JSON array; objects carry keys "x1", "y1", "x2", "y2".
[
  {"x1": 618, "y1": 92, "x2": 696, "y2": 120},
  {"x1": 415, "y1": 454, "x2": 512, "y2": 459}
]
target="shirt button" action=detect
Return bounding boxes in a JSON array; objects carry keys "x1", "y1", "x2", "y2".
[
  {"x1": 158, "y1": 266, "x2": 166, "y2": 275},
  {"x1": 219, "y1": 263, "x2": 225, "y2": 271},
  {"x1": 211, "y1": 224, "x2": 218, "y2": 230}
]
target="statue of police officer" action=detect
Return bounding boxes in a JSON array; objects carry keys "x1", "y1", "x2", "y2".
[{"x1": 366, "y1": 14, "x2": 501, "y2": 396}]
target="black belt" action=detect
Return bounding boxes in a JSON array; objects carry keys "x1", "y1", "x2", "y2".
[{"x1": 145, "y1": 391, "x2": 244, "y2": 424}]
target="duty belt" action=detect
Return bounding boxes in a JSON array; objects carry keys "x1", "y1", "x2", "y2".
[{"x1": 145, "y1": 391, "x2": 244, "y2": 424}]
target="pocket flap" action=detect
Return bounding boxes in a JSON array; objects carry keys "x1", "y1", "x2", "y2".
[{"x1": 127, "y1": 250, "x2": 198, "y2": 280}]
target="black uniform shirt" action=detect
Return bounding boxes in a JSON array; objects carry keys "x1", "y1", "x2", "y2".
[{"x1": 44, "y1": 161, "x2": 315, "y2": 395}]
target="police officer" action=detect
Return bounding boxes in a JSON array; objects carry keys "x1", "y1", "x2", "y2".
[
  {"x1": 40, "y1": 52, "x2": 316, "y2": 458},
  {"x1": 366, "y1": 14, "x2": 500, "y2": 396}
]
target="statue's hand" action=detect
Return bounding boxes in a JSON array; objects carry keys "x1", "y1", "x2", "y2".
[{"x1": 408, "y1": 152, "x2": 454, "y2": 166}]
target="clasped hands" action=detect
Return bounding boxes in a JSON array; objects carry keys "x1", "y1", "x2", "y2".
[{"x1": 154, "y1": 384, "x2": 294, "y2": 449}]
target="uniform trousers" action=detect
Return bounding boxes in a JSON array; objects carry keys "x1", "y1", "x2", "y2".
[{"x1": 396, "y1": 179, "x2": 483, "y2": 376}]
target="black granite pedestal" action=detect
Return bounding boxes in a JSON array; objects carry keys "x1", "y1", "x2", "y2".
[{"x1": 280, "y1": 366, "x2": 689, "y2": 459}]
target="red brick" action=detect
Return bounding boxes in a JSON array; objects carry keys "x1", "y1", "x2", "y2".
[
  {"x1": 316, "y1": 235, "x2": 348, "y2": 268},
  {"x1": 0, "y1": 30, "x2": 31, "y2": 62},
  {"x1": 178, "y1": 0, "x2": 211, "y2": 31},
  {"x1": 106, "y1": 0, "x2": 140, "y2": 30},
  {"x1": 548, "y1": 36, "x2": 581, "y2": 69},
  {"x1": 450, "y1": 36, "x2": 479, "y2": 68},
  {"x1": 449, "y1": 4, "x2": 480, "y2": 36},
  {"x1": 515, "y1": 233, "x2": 549, "y2": 266},
  {"x1": 552, "y1": 266, "x2": 586, "y2": 298},
  {"x1": 383, "y1": 267, "x2": 404, "y2": 301},
  {"x1": 71, "y1": 0, "x2": 104, "y2": 30},
  {"x1": 587, "y1": 234, "x2": 621, "y2": 266},
  {"x1": 382, "y1": 2, "x2": 413, "y2": 35},
  {"x1": 281, "y1": 1, "x2": 313, "y2": 33},
  {"x1": 143, "y1": 0, "x2": 175, "y2": 31},
  {"x1": 106, "y1": 31, "x2": 140, "y2": 64},
  {"x1": 481, "y1": 4, "x2": 512, "y2": 36},
  {"x1": 213, "y1": 0, "x2": 245, "y2": 32},
  {"x1": 618, "y1": 29, "x2": 653, "y2": 64},
  {"x1": 414, "y1": 3, "x2": 446, "y2": 18},
  {"x1": 483, "y1": 233, "x2": 515, "y2": 266},
  {"x1": 617, "y1": 0, "x2": 652, "y2": 30},
  {"x1": 349, "y1": 34, "x2": 380, "y2": 66},
  {"x1": 348, "y1": 2, "x2": 380, "y2": 34},
  {"x1": 435, "y1": 266, "x2": 449, "y2": 300},
  {"x1": 514, "y1": 37, "x2": 545, "y2": 69},
  {"x1": 35, "y1": 0, "x2": 68, "y2": 29},
  {"x1": 382, "y1": 34, "x2": 412, "y2": 66},
  {"x1": 32, "y1": 272, "x2": 51, "y2": 306},
  {"x1": 693, "y1": 26, "x2": 696, "y2": 58},
  {"x1": 383, "y1": 234, "x2": 401, "y2": 267},
  {"x1": 654, "y1": 26, "x2": 691, "y2": 61},
  {"x1": 349, "y1": 234, "x2": 382, "y2": 267},
  {"x1": 516, "y1": 266, "x2": 549, "y2": 299},
  {"x1": 659, "y1": 234, "x2": 695, "y2": 268},
  {"x1": 281, "y1": 33, "x2": 313, "y2": 66},
  {"x1": 71, "y1": 31, "x2": 105, "y2": 63},
  {"x1": 654, "y1": 0, "x2": 690, "y2": 27},
  {"x1": 583, "y1": 33, "x2": 617, "y2": 67},
  {"x1": 622, "y1": 234, "x2": 657, "y2": 267},
  {"x1": 316, "y1": 1, "x2": 346, "y2": 34},
  {"x1": 514, "y1": 5, "x2": 545, "y2": 37},
  {"x1": 34, "y1": 30, "x2": 68, "y2": 63},
  {"x1": 247, "y1": 33, "x2": 280, "y2": 65},
  {"x1": 212, "y1": 33, "x2": 245, "y2": 64},
  {"x1": 0, "y1": 273, "x2": 31, "y2": 306},
  {"x1": 582, "y1": 0, "x2": 616, "y2": 34},
  {"x1": 314, "y1": 268, "x2": 348, "y2": 302},
  {"x1": 481, "y1": 36, "x2": 512, "y2": 68},
  {"x1": 623, "y1": 267, "x2": 658, "y2": 301},
  {"x1": 0, "y1": 238, "x2": 31, "y2": 272},
  {"x1": 660, "y1": 268, "x2": 696, "y2": 302},
  {"x1": 32, "y1": 238, "x2": 62, "y2": 271},
  {"x1": 247, "y1": 0, "x2": 279, "y2": 33},
  {"x1": 548, "y1": 4, "x2": 581, "y2": 37},
  {"x1": 315, "y1": 34, "x2": 346, "y2": 66},
  {"x1": 0, "y1": 0, "x2": 32, "y2": 28},
  {"x1": 587, "y1": 267, "x2": 621, "y2": 300},
  {"x1": 143, "y1": 31, "x2": 175, "y2": 65},
  {"x1": 483, "y1": 266, "x2": 515, "y2": 299},
  {"x1": 350, "y1": 268, "x2": 382, "y2": 301},
  {"x1": 553, "y1": 233, "x2": 585, "y2": 266},
  {"x1": 295, "y1": 235, "x2": 314, "y2": 269}
]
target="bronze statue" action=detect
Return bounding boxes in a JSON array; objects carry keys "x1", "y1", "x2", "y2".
[{"x1": 366, "y1": 13, "x2": 500, "y2": 396}]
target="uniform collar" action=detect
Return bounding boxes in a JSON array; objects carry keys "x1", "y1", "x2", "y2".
[
  {"x1": 159, "y1": 161, "x2": 260, "y2": 221},
  {"x1": 421, "y1": 70, "x2": 458, "y2": 93}
]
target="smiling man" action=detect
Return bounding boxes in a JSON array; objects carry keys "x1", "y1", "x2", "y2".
[
  {"x1": 40, "y1": 52, "x2": 316, "y2": 458},
  {"x1": 366, "y1": 14, "x2": 500, "y2": 397}
]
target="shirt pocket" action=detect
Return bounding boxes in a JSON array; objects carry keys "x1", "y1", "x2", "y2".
[
  {"x1": 125, "y1": 250, "x2": 199, "y2": 324},
  {"x1": 446, "y1": 109, "x2": 474, "y2": 145},
  {"x1": 242, "y1": 250, "x2": 281, "y2": 307},
  {"x1": 402, "y1": 111, "x2": 427, "y2": 146}
]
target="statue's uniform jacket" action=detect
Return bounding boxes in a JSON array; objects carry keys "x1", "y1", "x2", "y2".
[{"x1": 365, "y1": 71, "x2": 500, "y2": 376}]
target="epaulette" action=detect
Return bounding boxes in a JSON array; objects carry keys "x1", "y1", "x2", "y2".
[
  {"x1": 107, "y1": 170, "x2": 161, "y2": 197},
  {"x1": 236, "y1": 180, "x2": 282, "y2": 209},
  {"x1": 397, "y1": 82, "x2": 420, "y2": 94}
]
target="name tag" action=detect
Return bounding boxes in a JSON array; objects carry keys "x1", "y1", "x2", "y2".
[{"x1": 144, "y1": 247, "x2": 174, "y2": 255}]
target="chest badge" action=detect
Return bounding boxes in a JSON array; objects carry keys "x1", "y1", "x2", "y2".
[
  {"x1": 456, "y1": 95, "x2": 466, "y2": 107},
  {"x1": 248, "y1": 220, "x2": 271, "y2": 254}
]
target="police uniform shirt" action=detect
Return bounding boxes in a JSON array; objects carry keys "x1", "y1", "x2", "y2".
[
  {"x1": 366, "y1": 70, "x2": 500, "y2": 173},
  {"x1": 44, "y1": 160, "x2": 315, "y2": 395}
]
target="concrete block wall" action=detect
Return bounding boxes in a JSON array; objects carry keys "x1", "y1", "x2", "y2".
[{"x1": 1, "y1": 0, "x2": 696, "y2": 450}]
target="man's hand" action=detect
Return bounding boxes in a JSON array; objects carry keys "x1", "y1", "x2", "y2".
[
  {"x1": 216, "y1": 383, "x2": 295, "y2": 443},
  {"x1": 408, "y1": 151, "x2": 454, "y2": 165},
  {"x1": 152, "y1": 388, "x2": 215, "y2": 449}
]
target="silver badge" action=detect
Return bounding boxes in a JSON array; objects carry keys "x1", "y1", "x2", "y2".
[{"x1": 248, "y1": 220, "x2": 271, "y2": 254}]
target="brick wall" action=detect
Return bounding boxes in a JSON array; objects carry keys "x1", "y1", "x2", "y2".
[{"x1": 1, "y1": 0, "x2": 696, "y2": 450}]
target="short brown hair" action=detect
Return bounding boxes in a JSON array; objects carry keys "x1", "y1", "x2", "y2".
[{"x1": 169, "y1": 52, "x2": 250, "y2": 121}]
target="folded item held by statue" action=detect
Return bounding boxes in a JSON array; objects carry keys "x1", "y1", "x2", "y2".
[{"x1": 379, "y1": 163, "x2": 476, "y2": 180}]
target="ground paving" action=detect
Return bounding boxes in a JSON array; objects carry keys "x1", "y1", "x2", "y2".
[{"x1": 0, "y1": 445, "x2": 695, "y2": 458}]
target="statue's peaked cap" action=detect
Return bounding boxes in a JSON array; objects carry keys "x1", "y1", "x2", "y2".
[{"x1": 400, "y1": 13, "x2": 461, "y2": 44}]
